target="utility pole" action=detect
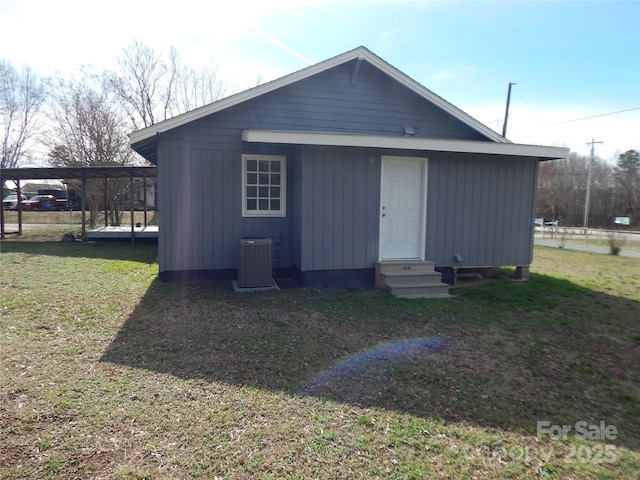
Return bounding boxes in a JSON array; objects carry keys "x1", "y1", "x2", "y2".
[
  {"x1": 502, "y1": 82, "x2": 516, "y2": 138},
  {"x1": 583, "y1": 137, "x2": 603, "y2": 237}
]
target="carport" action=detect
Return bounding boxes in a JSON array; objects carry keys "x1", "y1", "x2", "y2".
[{"x1": 1, "y1": 166, "x2": 157, "y2": 241}]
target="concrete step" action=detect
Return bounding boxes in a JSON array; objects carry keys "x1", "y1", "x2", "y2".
[
  {"x1": 376, "y1": 260, "x2": 436, "y2": 273},
  {"x1": 375, "y1": 260, "x2": 451, "y2": 298},
  {"x1": 381, "y1": 270, "x2": 444, "y2": 286},
  {"x1": 375, "y1": 261, "x2": 436, "y2": 289},
  {"x1": 393, "y1": 291, "x2": 452, "y2": 299},
  {"x1": 386, "y1": 281, "x2": 452, "y2": 299}
]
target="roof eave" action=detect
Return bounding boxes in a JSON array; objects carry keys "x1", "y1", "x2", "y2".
[{"x1": 241, "y1": 130, "x2": 569, "y2": 160}]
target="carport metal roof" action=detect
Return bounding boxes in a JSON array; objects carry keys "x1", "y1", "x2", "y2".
[
  {"x1": 1, "y1": 166, "x2": 157, "y2": 181},
  {"x1": 1, "y1": 166, "x2": 157, "y2": 240}
]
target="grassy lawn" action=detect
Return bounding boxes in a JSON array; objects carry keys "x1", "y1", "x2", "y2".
[
  {"x1": 2, "y1": 210, "x2": 157, "y2": 226},
  {"x1": 1, "y1": 230, "x2": 639, "y2": 479}
]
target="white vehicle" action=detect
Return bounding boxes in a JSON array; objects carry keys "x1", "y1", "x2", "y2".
[{"x1": 2, "y1": 194, "x2": 28, "y2": 210}]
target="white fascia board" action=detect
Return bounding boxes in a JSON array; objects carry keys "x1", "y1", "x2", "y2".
[
  {"x1": 241, "y1": 130, "x2": 569, "y2": 160},
  {"x1": 130, "y1": 46, "x2": 505, "y2": 146}
]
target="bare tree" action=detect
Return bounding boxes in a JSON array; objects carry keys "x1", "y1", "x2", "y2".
[
  {"x1": 589, "y1": 160, "x2": 615, "y2": 226},
  {"x1": 613, "y1": 150, "x2": 640, "y2": 223},
  {"x1": 537, "y1": 152, "x2": 616, "y2": 228},
  {"x1": 173, "y1": 61, "x2": 226, "y2": 114},
  {"x1": 44, "y1": 71, "x2": 135, "y2": 227},
  {"x1": 106, "y1": 40, "x2": 226, "y2": 130},
  {"x1": 106, "y1": 40, "x2": 175, "y2": 129},
  {"x1": 538, "y1": 153, "x2": 588, "y2": 225},
  {"x1": 0, "y1": 60, "x2": 46, "y2": 168}
]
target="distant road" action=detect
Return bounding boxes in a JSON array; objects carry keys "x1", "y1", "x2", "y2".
[{"x1": 534, "y1": 238, "x2": 640, "y2": 259}]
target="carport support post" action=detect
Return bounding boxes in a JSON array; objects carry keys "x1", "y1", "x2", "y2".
[
  {"x1": 143, "y1": 175, "x2": 148, "y2": 226},
  {"x1": 0, "y1": 187, "x2": 4, "y2": 239},
  {"x1": 104, "y1": 177, "x2": 108, "y2": 227},
  {"x1": 16, "y1": 180, "x2": 23, "y2": 236},
  {"x1": 81, "y1": 174, "x2": 87, "y2": 241},
  {"x1": 130, "y1": 174, "x2": 135, "y2": 243}
]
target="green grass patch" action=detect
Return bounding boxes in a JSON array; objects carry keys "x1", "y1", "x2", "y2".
[
  {"x1": 1, "y1": 236, "x2": 639, "y2": 479},
  {"x1": 2, "y1": 210, "x2": 156, "y2": 226}
]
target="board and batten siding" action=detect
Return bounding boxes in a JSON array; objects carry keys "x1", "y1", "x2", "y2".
[
  {"x1": 298, "y1": 146, "x2": 380, "y2": 272},
  {"x1": 152, "y1": 56, "x2": 534, "y2": 276},
  {"x1": 425, "y1": 153, "x2": 539, "y2": 267},
  {"x1": 295, "y1": 147, "x2": 539, "y2": 272},
  {"x1": 154, "y1": 56, "x2": 489, "y2": 275},
  {"x1": 157, "y1": 141, "x2": 294, "y2": 273}
]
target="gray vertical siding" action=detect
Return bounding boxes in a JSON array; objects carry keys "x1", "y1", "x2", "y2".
[
  {"x1": 299, "y1": 146, "x2": 380, "y2": 271},
  {"x1": 152, "y1": 57, "x2": 537, "y2": 276},
  {"x1": 290, "y1": 146, "x2": 303, "y2": 269},
  {"x1": 158, "y1": 140, "x2": 539, "y2": 274},
  {"x1": 425, "y1": 153, "x2": 538, "y2": 267},
  {"x1": 154, "y1": 56, "x2": 490, "y2": 275},
  {"x1": 157, "y1": 141, "x2": 292, "y2": 273}
]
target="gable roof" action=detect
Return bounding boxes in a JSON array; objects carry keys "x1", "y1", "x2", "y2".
[{"x1": 129, "y1": 46, "x2": 508, "y2": 157}]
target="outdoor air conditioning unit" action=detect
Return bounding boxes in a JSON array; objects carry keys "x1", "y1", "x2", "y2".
[{"x1": 237, "y1": 237, "x2": 273, "y2": 288}]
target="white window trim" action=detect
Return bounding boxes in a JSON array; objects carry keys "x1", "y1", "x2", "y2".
[{"x1": 242, "y1": 154, "x2": 287, "y2": 217}]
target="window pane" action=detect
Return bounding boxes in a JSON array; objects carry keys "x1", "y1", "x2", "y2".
[{"x1": 243, "y1": 155, "x2": 285, "y2": 216}]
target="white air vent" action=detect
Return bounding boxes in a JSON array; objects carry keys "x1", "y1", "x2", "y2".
[{"x1": 237, "y1": 237, "x2": 273, "y2": 288}]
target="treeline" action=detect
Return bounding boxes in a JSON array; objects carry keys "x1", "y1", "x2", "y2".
[
  {"x1": 537, "y1": 150, "x2": 640, "y2": 229},
  {"x1": 2, "y1": 42, "x2": 638, "y2": 229},
  {"x1": 1, "y1": 40, "x2": 231, "y2": 226}
]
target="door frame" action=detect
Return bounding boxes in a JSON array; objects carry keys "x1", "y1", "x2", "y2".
[{"x1": 378, "y1": 155, "x2": 429, "y2": 261}]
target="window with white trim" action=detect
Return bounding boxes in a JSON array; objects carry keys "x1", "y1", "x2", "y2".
[{"x1": 242, "y1": 154, "x2": 286, "y2": 217}]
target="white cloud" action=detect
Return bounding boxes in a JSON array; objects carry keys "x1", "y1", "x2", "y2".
[{"x1": 255, "y1": 29, "x2": 315, "y2": 65}]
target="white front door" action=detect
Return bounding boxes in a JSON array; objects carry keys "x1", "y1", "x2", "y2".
[{"x1": 379, "y1": 156, "x2": 427, "y2": 260}]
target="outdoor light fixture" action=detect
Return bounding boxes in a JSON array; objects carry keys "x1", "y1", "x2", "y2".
[{"x1": 403, "y1": 125, "x2": 415, "y2": 136}]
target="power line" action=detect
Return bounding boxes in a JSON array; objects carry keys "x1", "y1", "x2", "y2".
[{"x1": 536, "y1": 107, "x2": 640, "y2": 128}]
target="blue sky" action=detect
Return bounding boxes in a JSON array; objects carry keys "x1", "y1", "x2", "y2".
[{"x1": 1, "y1": 0, "x2": 638, "y2": 160}]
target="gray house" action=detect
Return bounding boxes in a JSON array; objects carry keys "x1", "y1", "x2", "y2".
[{"x1": 130, "y1": 46, "x2": 568, "y2": 296}]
